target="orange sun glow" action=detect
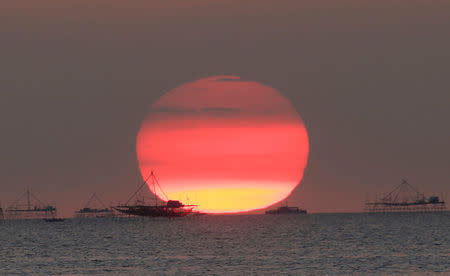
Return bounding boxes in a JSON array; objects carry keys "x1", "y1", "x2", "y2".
[{"x1": 136, "y1": 76, "x2": 309, "y2": 213}]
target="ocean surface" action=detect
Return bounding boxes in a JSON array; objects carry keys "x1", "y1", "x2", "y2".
[{"x1": 0, "y1": 212, "x2": 449, "y2": 275}]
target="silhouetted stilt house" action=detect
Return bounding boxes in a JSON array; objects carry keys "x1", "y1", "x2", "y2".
[
  {"x1": 365, "y1": 179, "x2": 446, "y2": 212},
  {"x1": 75, "y1": 193, "x2": 114, "y2": 218},
  {"x1": 5, "y1": 190, "x2": 57, "y2": 219}
]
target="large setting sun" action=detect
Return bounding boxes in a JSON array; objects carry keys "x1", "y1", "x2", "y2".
[{"x1": 136, "y1": 76, "x2": 309, "y2": 213}]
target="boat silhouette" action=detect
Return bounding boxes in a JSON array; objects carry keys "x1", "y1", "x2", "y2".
[
  {"x1": 113, "y1": 171, "x2": 196, "y2": 217},
  {"x1": 265, "y1": 202, "x2": 307, "y2": 214}
]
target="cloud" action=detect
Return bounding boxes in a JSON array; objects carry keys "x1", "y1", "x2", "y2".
[
  {"x1": 200, "y1": 107, "x2": 240, "y2": 114},
  {"x1": 151, "y1": 106, "x2": 195, "y2": 114},
  {"x1": 205, "y1": 76, "x2": 241, "y2": 82},
  {"x1": 152, "y1": 106, "x2": 240, "y2": 116},
  {"x1": 215, "y1": 77, "x2": 241, "y2": 82}
]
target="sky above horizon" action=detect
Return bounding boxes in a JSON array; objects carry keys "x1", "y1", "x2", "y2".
[{"x1": 1, "y1": 0, "x2": 449, "y2": 217}]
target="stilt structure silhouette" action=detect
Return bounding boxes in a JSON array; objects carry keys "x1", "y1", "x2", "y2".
[{"x1": 365, "y1": 179, "x2": 446, "y2": 212}]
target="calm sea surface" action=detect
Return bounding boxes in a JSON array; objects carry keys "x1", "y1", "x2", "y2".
[{"x1": 0, "y1": 212, "x2": 449, "y2": 275}]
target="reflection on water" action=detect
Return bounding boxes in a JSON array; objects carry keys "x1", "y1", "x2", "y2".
[{"x1": 0, "y1": 212, "x2": 449, "y2": 274}]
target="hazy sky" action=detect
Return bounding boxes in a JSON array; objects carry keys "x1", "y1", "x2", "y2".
[{"x1": 1, "y1": 0, "x2": 449, "y2": 216}]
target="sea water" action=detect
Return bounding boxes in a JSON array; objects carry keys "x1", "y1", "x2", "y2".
[{"x1": 0, "y1": 212, "x2": 448, "y2": 275}]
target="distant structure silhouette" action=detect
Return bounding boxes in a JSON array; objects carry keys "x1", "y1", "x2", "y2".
[
  {"x1": 5, "y1": 190, "x2": 58, "y2": 219},
  {"x1": 365, "y1": 179, "x2": 446, "y2": 212},
  {"x1": 74, "y1": 193, "x2": 114, "y2": 218}
]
